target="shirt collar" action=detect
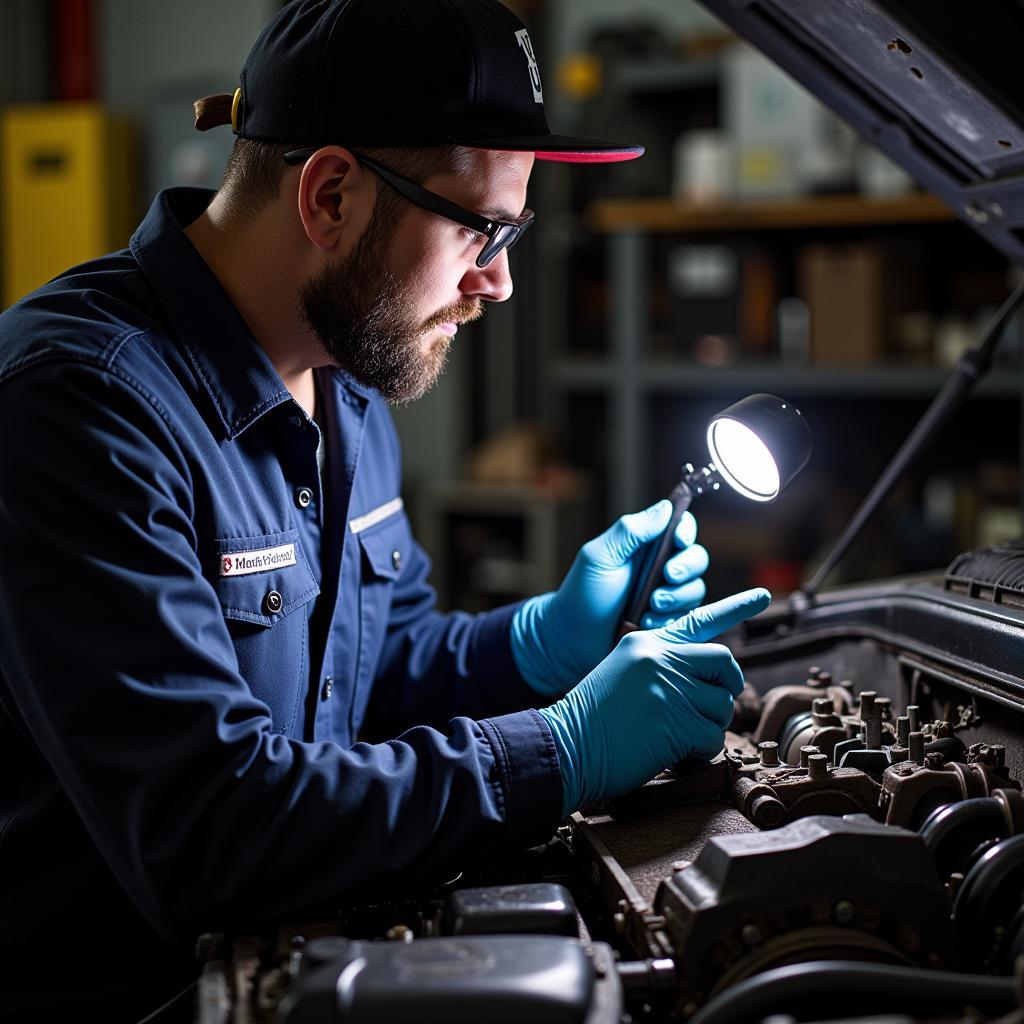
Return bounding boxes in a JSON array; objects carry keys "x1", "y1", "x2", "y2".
[{"x1": 130, "y1": 187, "x2": 295, "y2": 440}]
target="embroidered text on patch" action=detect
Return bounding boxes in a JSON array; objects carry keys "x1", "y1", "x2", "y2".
[{"x1": 220, "y1": 543, "x2": 297, "y2": 577}]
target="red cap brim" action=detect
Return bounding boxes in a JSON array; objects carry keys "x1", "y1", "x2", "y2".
[
  {"x1": 534, "y1": 148, "x2": 645, "y2": 163},
  {"x1": 454, "y1": 133, "x2": 645, "y2": 163}
]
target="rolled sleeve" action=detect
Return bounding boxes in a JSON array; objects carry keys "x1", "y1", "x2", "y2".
[{"x1": 479, "y1": 708, "x2": 564, "y2": 836}]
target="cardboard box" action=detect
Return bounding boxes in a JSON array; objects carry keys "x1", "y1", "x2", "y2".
[
  {"x1": 723, "y1": 43, "x2": 856, "y2": 198},
  {"x1": 799, "y1": 244, "x2": 884, "y2": 365},
  {"x1": 799, "y1": 241, "x2": 927, "y2": 365}
]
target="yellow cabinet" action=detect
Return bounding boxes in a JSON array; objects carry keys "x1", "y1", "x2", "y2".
[{"x1": 2, "y1": 103, "x2": 134, "y2": 308}]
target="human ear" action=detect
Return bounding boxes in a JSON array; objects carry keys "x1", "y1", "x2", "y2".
[{"x1": 295, "y1": 146, "x2": 365, "y2": 251}]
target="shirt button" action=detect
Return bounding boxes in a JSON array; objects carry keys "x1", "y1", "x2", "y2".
[
  {"x1": 392, "y1": 549, "x2": 402, "y2": 571},
  {"x1": 322, "y1": 677, "x2": 334, "y2": 700},
  {"x1": 263, "y1": 590, "x2": 283, "y2": 615},
  {"x1": 295, "y1": 486, "x2": 314, "y2": 509}
]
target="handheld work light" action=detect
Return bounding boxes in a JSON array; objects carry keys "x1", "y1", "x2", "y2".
[{"x1": 619, "y1": 393, "x2": 811, "y2": 637}]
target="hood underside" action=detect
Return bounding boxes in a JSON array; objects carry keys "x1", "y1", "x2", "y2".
[{"x1": 694, "y1": 0, "x2": 1024, "y2": 263}]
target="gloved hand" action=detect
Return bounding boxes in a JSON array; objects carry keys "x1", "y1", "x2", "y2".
[
  {"x1": 511, "y1": 499, "x2": 709, "y2": 697},
  {"x1": 536, "y1": 588, "x2": 771, "y2": 816}
]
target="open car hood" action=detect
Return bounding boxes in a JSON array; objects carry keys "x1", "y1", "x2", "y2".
[{"x1": 694, "y1": 0, "x2": 1024, "y2": 262}]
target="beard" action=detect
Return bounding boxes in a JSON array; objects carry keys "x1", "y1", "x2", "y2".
[{"x1": 299, "y1": 212, "x2": 483, "y2": 404}]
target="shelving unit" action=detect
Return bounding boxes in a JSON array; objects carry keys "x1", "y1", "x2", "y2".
[
  {"x1": 555, "y1": 360, "x2": 1023, "y2": 398},
  {"x1": 559, "y1": 193, "x2": 1023, "y2": 520},
  {"x1": 586, "y1": 193, "x2": 955, "y2": 234},
  {"x1": 415, "y1": 480, "x2": 591, "y2": 612}
]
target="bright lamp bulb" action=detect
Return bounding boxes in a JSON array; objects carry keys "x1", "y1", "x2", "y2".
[{"x1": 707, "y1": 418, "x2": 780, "y2": 501}]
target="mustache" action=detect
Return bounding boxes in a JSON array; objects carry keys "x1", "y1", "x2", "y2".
[{"x1": 422, "y1": 300, "x2": 484, "y2": 332}]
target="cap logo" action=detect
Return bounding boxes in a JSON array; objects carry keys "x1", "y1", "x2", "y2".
[{"x1": 515, "y1": 29, "x2": 543, "y2": 104}]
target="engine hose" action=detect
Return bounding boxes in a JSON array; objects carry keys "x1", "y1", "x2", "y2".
[
  {"x1": 920, "y1": 796, "x2": 1008, "y2": 879},
  {"x1": 954, "y1": 834, "x2": 1024, "y2": 971},
  {"x1": 686, "y1": 960, "x2": 1018, "y2": 1024}
]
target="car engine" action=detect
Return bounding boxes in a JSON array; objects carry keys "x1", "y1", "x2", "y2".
[{"x1": 187, "y1": 544, "x2": 1024, "y2": 1023}]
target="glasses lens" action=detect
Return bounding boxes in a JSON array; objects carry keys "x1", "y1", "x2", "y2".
[{"x1": 477, "y1": 223, "x2": 520, "y2": 268}]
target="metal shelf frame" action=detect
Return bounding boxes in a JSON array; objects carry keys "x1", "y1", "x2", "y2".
[{"x1": 557, "y1": 227, "x2": 1024, "y2": 516}]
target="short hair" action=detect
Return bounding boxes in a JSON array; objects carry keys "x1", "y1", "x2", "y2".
[{"x1": 217, "y1": 137, "x2": 477, "y2": 226}]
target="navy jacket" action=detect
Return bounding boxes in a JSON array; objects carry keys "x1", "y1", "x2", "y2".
[{"x1": 0, "y1": 188, "x2": 561, "y2": 1018}]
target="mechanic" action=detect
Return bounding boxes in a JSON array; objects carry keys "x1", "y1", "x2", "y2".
[{"x1": 0, "y1": 0, "x2": 769, "y2": 1018}]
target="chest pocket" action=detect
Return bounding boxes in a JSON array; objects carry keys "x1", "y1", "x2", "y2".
[
  {"x1": 212, "y1": 529, "x2": 319, "y2": 735},
  {"x1": 353, "y1": 510, "x2": 409, "y2": 715}
]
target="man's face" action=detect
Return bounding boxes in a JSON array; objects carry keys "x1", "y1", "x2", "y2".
[{"x1": 300, "y1": 149, "x2": 533, "y2": 404}]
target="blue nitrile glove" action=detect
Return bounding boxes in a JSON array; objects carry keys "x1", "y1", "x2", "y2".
[
  {"x1": 511, "y1": 499, "x2": 709, "y2": 697},
  {"x1": 537, "y1": 588, "x2": 771, "y2": 816}
]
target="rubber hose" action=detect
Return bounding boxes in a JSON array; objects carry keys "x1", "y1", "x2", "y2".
[{"x1": 686, "y1": 960, "x2": 1017, "y2": 1024}]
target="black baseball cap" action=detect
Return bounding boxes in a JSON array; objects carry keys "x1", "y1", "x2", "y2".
[{"x1": 196, "y1": 0, "x2": 644, "y2": 163}]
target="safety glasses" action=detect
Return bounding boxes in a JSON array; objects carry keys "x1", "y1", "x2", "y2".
[{"x1": 283, "y1": 147, "x2": 534, "y2": 268}]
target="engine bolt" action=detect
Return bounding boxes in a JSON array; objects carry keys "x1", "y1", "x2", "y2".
[
  {"x1": 858, "y1": 691, "x2": 877, "y2": 718},
  {"x1": 759, "y1": 741, "x2": 780, "y2": 767},
  {"x1": 808, "y1": 753, "x2": 829, "y2": 780},
  {"x1": 799, "y1": 745, "x2": 820, "y2": 767},
  {"x1": 865, "y1": 704, "x2": 883, "y2": 750},
  {"x1": 907, "y1": 705, "x2": 921, "y2": 732},
  {"x1": 896, "y1": 715, "x2": 910, "y2": 746},
  {"x1": 811, "y1": 698, "x2": 835, "y2": 726},
  {"x1": 909, "y1": 731, "x2": 926, "y2": 763},
  {"x1": 835, "y1": 900, "x2": 855, "y2": 924}
]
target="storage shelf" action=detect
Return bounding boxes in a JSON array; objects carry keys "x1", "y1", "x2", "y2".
[
  {"x1": 569, "y1": 196, "x2": 1019, "y2": 518},
  {"x1": 552, "y1": 359, "x2": 612, "y2": 388},
  {"x1": 612, "y1": 56, "x2": 720, "y2": 95},
  {"x1": 555, "y1": 359, "x2": 1022, "y2": 399},
  {"x1": 586, "y1": 193, "x2": 956, "y2": 234}
]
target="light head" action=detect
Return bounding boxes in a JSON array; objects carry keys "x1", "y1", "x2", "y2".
[
  {"x1": 702, "y1": 393, "x2": 812, "y2": 503},
  {"x1": 619, "y1": 393, "x2": 811, "y2": 638}
]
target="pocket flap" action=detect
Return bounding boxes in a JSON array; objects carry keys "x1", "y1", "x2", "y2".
[
  {"x1": 212, "y1": 530, "x2": 319, "y2": 626},
  {"x1": 357, "y1": 514, "x2": 408, "y2": 581}
]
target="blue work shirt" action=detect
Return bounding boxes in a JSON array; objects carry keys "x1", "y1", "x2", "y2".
[{"x1": 0, "y1": 188, "x2": 561, "y2": 1019}]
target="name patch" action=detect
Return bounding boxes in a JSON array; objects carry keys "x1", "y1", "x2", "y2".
[{"x1": 220, "y1": 543, "x2": 296, "y2": 577}]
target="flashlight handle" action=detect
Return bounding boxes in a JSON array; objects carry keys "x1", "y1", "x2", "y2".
[{"x1": 616, "y1": 481, "x2": 695, "y2": 644}]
